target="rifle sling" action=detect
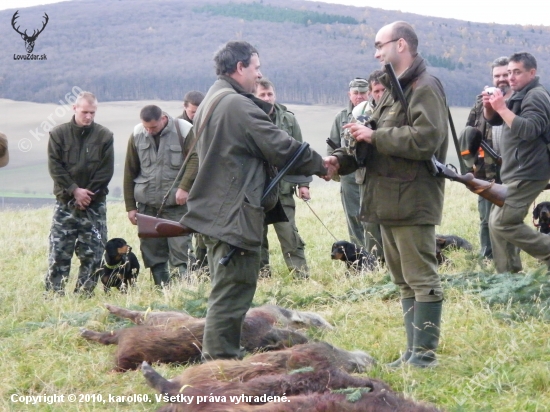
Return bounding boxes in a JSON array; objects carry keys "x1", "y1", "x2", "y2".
[{"x1": 156, "y1": 88, "x2": 234, "y2": 217}]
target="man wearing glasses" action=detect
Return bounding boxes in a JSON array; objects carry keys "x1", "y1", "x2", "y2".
[
  {"x1": 325, "y1": 21, "x2": 448, "y2": 368},
  {"x1": 484, "y1": 52, "x2": 550, "y2": 274}
]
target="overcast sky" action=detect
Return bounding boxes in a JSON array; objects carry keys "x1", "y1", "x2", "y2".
[{"x1": 1, "y1": 0, "x2": 549, "y2": 26}]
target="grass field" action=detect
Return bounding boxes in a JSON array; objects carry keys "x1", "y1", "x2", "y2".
[{"x1": 1, "y1": 181, "x2": 550, "y2": 411}]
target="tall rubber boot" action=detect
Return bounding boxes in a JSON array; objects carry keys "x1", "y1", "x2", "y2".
[
  {"x1": 151, "y1": 263, "x2": 170, "y2": 287},
  {"x1": 407, "y1": 300, "x2": 443, "y2": 368},
  {"x1": 387, "y1": 298, "x2": 415, "y2": 368}
]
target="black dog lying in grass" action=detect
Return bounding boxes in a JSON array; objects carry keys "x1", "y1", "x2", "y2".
[
  {"x1": 533, "y1": 201, "x2": 550, "y2": 234},
  {"x1": 331, "y1": 240, "x2": 377, "y2": 272},
  {"x1": 96, "y1": 238, "x2": 140, "y2": 293},
  {"x1": 435, "y1": 234, "x2": 473, "y2": 264}
]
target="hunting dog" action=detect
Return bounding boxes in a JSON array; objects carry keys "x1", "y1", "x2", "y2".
[
  {"x1": 435, "y1": 234, "x2": 473, "y2": 264},
  {"x1": 96, "y1": 238, "x2": 140, "y2": 293},
  {"x1": 331, "y1": 240, "x2": 377, "y2": 272},
  {"x1": 533, "y1": 201, "x2": 550, "y2": 234}
]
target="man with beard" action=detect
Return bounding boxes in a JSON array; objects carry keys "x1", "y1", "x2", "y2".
[
  {"x1": 325, "y1": 21, "x2": 448, "y2": 368},
  {"x1": 484, "y1": 52, "x2": 550, "y2": 274},
  {"x1": 460, "y1": 57, "x2": 519, "y2": 267}
]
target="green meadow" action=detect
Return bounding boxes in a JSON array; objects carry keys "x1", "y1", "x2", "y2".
[{"x1": 1, "y1": 179, "x2": 550, "y2": 411}]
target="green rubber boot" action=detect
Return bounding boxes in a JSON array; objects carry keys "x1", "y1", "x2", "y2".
[
  {"x1": 407, "y1": 300, "x2": 443, "y2": 368},
  {"x1": 150, "y1": 263, "x2": 170, "y2": 287},
  {"x1": 387, "y1": 298, "x2": 415, "y2": 368}
]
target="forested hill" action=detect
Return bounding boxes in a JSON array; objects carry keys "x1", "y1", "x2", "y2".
[{"x1": 1, "y1": 0, "x2": 550, "y2": 107}]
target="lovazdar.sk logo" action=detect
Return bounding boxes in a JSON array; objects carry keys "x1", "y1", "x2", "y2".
[{"x1": 11, "y1": 10, "x2": 49, "y2": 60}]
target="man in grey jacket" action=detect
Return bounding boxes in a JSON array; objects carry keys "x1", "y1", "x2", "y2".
[
  {"x1": 484, "y1": 52, "x2": 550, "y2": 273},
  {"x1": 181, "y1": 41, "x2": 332, "y2": 361},
  {"x1": 124, "y1": 105, "x2": 196, "y2": 286}
]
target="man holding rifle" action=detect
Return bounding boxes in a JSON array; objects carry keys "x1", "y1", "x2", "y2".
[
  {"x1": 484, "y1": 52, "x2": 550, "y2": 274},
  {"x1": 460, "y1": 56, "x2": 517, "y2": 264},
  {"x1": 325, "y1": 21, "x2": 448, "y2": 368},
  {"x1": 180, "y1": 41, "x2": 332, "y2": 361}
]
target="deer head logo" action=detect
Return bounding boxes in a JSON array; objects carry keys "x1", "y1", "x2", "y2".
[{"x1": 11, "y1": 11, "x2": 49, "y2": 54}]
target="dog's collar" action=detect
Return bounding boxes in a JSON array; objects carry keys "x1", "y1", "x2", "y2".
[{"x1": 104, "y1": 261, "x2": 122, "y2": 270}]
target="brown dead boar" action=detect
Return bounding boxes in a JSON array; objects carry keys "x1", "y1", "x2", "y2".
[
  {"x1": 81, "y1": 306, "x2": 310, "y2": 371},
  {"x1": 148, "y1": 342, "x2": 375, "y2": 389},
  {"x1": 142, "y1": 361, "x2": 440, "y2": 412},
  {"x1": 104, "y1": 303, "x2": 334, "y2": 330}
]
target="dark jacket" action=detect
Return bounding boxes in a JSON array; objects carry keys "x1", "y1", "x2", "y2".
[
  {"x1": 272, "y1": 103, "x2": 311, "y2": 198},
  {"x1": 487, "y1": 76, "x2": 550, "y2": 183},
  {"x1": 181, "y1": 76, "x2": 326, "y2": 251},
  {"x1": 465, "y1": 95, "x2": 499, "y2": 180},
  {"x1": 334, "y1": 55, "x2": 448, "y2": 226},
  {"x1": 48, "y1": 117, "x2": 114, "y2": 203}
]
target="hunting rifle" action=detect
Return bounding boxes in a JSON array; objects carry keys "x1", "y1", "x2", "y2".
[{"x1": 384, "y1": 62, "x2": 507, "y2": 207}]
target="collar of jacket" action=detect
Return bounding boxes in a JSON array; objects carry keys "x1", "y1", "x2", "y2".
[
  {"x1": 69, "y1": 116, "x2": 95, "y2": 136},
  {"x1": 219, "y1": 75, "x2": 273, "y2": 115},
  {"x1": 508, "y1": 76, "x2": 541, "y2": 104},
  {"x1": 157, "y1": 112, "x2": 175, "y2": 138},
  {"x1": 380, "y1": 54, "x2": 427, "y2": 102}
]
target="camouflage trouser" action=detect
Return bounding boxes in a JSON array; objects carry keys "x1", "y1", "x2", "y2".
[{"x1": 45, "y1": 200, "x2": 107, "y2": 293}]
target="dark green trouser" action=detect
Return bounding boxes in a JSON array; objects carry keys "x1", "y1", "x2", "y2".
[
  {"x1": 45, "y1": 200, "x2": 106, "y2": 293},
  {"x1": 201, "y1": 235, "x2": 259, "y2": 360},
  {"x1": 340, "y1": 173, "x2": 365, "y2": 246},
  {"x1": 478, "y1": 197, "x2": 494, "y2": 259},
  {"x1": 260, "y1": 192, "x2": 308, "y2": 275}
]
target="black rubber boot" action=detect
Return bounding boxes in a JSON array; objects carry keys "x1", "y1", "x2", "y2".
[
  {"x1": 407, "y1": 300, "x2": 443, "y2": 368},
  {"x1": 150, "y1": 263, "x2": 170, "y2": 287},
  {"x1": 387, "y1": 298, "x2": 415, "y2": 368}
]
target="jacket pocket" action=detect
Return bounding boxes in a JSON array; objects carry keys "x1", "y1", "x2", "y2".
[
  {"x1": 169, "y1": 145, "x2": 183, "y2": 169},
  {"x1": 373, "y1": 176, "x2": 417, "y2": 221},
  {"x1": 136, "y1": 140, "x2": 153, "y2": 167},
  {"x1": 232, "y1": 201, "x2": 264, "y2": 248},
  {"x1": 62, "y1": 146, "x2": 78, "y2": 166},
  {"x1": 133, "y1": 175, "x2": 153, "y2": 204}
]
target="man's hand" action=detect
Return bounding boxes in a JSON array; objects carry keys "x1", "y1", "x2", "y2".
[
  {"x1": 298, "y1": 186, "x2": 310, "y2": 201},
  {"x1": 343, "y1": 123, "x2": 374, "y2": 143},
  {"x1": 176, "y1": 188, "x2": 189, "y2": 205},
  {"x1": 322, "y1": 156, "x2": 340, "y2": 181},
  {"x1": 73, "y1": 188, "x2": 95, "y2": 209},
  {"x1": 128, "y1": 209, "x2": 138, "y2": 225},
  {"x1": 486, "y1": 88, "x2": 506, "y2": 113}
]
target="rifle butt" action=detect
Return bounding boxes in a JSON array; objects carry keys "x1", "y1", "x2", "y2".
[
  {"x1": 459, "y1": 175, "x2": 507, "y2": 207},
  {"x1": 136, "y1": 213, "x2": 195, "y2": 238}
]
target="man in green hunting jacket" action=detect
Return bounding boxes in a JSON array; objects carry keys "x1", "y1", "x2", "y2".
[
  {"x1": 255, "y1": 78, "x2": 311, "y2": 278},
  {"x1": 45, "y1": 91, "x2": 114, "y2": 296},
  {"x1": 181, "y1": 41, "x2": 333, "y2": 361},
  {"x1": 326, "y1": 21, "x2": 448, "y2": 368}
]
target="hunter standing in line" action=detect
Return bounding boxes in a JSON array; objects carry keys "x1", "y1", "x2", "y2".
[
  {"x1": 255, "y1": 78, "x2": 311, "y2": 278},
  {"x1": 180, "y1": 41, "x2": 333, "y2": 361},
  {"x1": 326, "y1": 21, "x2": 448, "y2": 368},
  {"x1": 45, "y1": 91, "x2": 114, "y2": 296},
  {"x1": 327, "y1": 77, "x2": 370, "y2": 247},
  {"x1": 124, "y1": 105, "x2": 196, "y2": 286}
]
